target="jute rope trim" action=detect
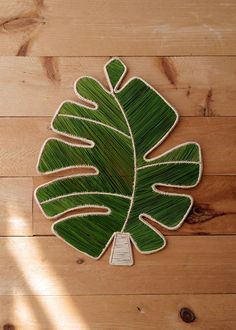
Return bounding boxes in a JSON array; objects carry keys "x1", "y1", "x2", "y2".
[{"x1": 58, "y1": 114, "x2": 131, "y2": 139}]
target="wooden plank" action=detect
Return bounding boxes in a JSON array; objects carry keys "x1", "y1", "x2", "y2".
[
  {"x1": 1, "y1": 294, "x2": 236, "y2": 329},
  {"x1": 33, "y1": 175, "x2": 236, "y2": 236},
  {"x1": 0, "y1": 56, "x2": 236, "y2": 117},
  {"x1": 0, "y1": 117, "x2": 235, "y2": 176},
  {"x1": 0, "y1": 175, "x2": 232, "y2": 237},
  {"x1": 1, "y1": 236, "x2": 236, "y2": 295},
  {"x1": 0, "y1": 117, "x2": 51, "y2": 177},
  {"x1": 0, "y1": 1, "x2": 236, "y2": 56},
  {"x1": 0, "y1": 178, "x2": 32, "y2": 236}
]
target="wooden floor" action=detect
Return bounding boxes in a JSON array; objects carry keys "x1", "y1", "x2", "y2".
[{"x1": 0, "y1": 1, "x2": 236, "y2": 329}]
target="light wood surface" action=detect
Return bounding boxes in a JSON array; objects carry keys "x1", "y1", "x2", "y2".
[
  {"x1": 0, "y1": 1, "x2": 236, "y2": 56},
  {"x1": 0, "y1": 56, "x2": 236, "y2": 117},
  {"x1": 1, "y1": 294, "x2": 236, "y2": 330},
  {"x1": 0, "y1": 178, "x2": 32, "y2": 236},
  {"x1": 1, "y1": 236, "x2": 236, "y2": 295},
  {"x1": 0, "y1": 1, "x2": 235, "y2": 329}
]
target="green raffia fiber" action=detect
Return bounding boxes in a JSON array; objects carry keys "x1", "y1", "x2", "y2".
[
  {"x1": 106, "y1": 58, "x2": 125, "y2": 89},
  {"x1": 116, "y1": 78, "x2": 177, "y2": 167},
  {"x1": 35, "y1": 58, "x2": 202, "y2": 259}
]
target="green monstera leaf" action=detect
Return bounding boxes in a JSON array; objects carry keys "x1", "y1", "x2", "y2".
[{"x1": 35, "y1": 58, "x2": 202, "y2": 266}]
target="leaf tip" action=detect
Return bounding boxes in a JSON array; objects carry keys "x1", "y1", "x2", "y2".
[{"x1": 105, "y1": 57, "x2": 127, "y2": 91}]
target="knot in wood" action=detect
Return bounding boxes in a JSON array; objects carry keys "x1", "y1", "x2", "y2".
[
  {"x1": 179, "y1": 307, "x2": 196, "y2": 323},
  {"x1": 3, "y1": 324, "x2": 15, "y2": 330},
  {"x1": 193, "y1": 205, "x2": 204, "y2": 215}
]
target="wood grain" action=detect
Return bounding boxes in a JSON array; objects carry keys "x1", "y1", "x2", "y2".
[
  {"x1": 33, "y1": 175, "x2": 236, "y2": 236},
  {"x1": 0, "y1": 0, "x2": 235, "y2": 327},
  {"x1": 1, "y1": 294, "x2": 236, "y2": 329},
  {"x1": 0, "y1": 117, "x2": 234, "y2": 176},
  {"x1": 0, "y1": 178, "x2": 32, "y2": 236},
  {"x1": 0, "y1": 1, "x2": 236, "y2": 56},
  {"x1": 1, "y1": 236, "x2": 235, "y2": 295},
  {"x1": 0, "y1": 56, "x2": 236, "y2": 117}
]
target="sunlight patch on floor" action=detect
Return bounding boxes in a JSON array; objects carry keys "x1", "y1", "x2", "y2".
[{"x1": 7, "y1": 236, "x2": 86, "y2": 329}]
